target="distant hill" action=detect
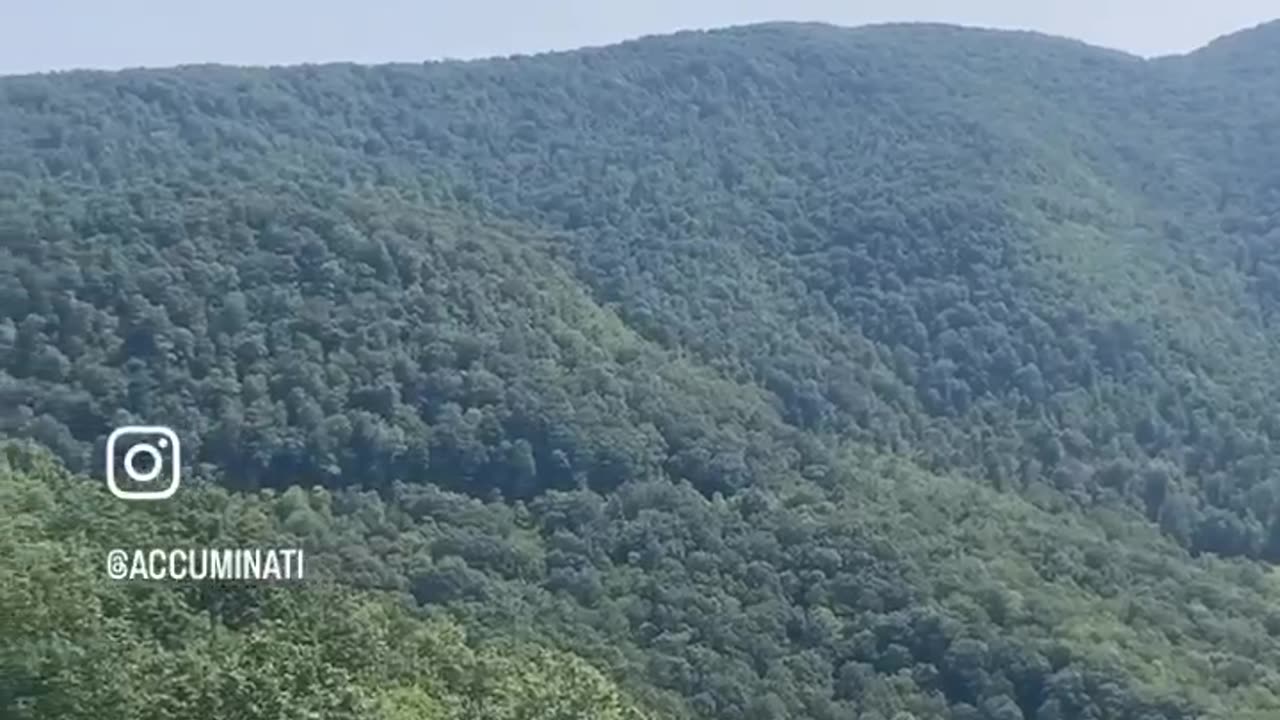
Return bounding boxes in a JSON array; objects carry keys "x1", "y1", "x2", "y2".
[
  {"x1": 2, "y1": 21, "x2": 1280, "y2": 720},
  {"x1": 1183, "y1": 20, "x2": 1280, "y2": 67}
]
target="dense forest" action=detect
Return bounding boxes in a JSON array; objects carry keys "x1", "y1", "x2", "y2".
[
  {"x1": 3, "y1": 19, "x2": 1280, "y2": 720},
  {"x1": 0, "y1": 444, "x2": 650, "y2": 719}
]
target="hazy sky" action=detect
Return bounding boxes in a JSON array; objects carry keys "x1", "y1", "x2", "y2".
[{"x1": 2, "y1": 1, "x2": 1276, "y2": 75}]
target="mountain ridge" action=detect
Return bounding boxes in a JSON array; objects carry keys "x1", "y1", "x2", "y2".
[{"x1": 3, "y1": 19, "x2": 1275, "y2": 80}]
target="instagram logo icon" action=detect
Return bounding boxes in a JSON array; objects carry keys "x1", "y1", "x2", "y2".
[{"x1": 106, "y1": 426, "x2": 181, "y2": 501}]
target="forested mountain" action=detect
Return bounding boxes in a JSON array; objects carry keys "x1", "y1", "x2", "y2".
[{"x1": 3, "y1": 20, "x2": 1280, "y2": 720}]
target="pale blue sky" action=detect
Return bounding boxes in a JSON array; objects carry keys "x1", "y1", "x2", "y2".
[{"x1": 2, "y1": 0, "x2": 1276, "y2": 75}]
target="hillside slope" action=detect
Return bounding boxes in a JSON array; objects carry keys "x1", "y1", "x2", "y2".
[
  {"x1": 3, "y1": 20, "x2": 1280, "y2": 720},
  {"x1": 0, "y1": 444, "x2": 653, "y2": 720},
  {"x1": 6, "y1": 22, "x2": 1280, "y2": 558}
]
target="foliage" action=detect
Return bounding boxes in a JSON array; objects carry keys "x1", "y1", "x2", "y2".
[
  {"x1": 0, "y1": 443, "x2": 651, "y2": 720},
  {"x1": 2, "y1": 19, "x2": 1280, "y2": 720}
]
